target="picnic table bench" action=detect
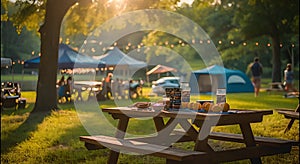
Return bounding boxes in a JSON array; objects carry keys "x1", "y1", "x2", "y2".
[
  {"x1": 172, "y1": 129, "x2": 299, "y2": 147},
  {"x1": 80, "y1": 107, "x2": 298, "y2": 164},
  {"x1": 80, "y1": 135, "x2": 208, "y2": 163}
]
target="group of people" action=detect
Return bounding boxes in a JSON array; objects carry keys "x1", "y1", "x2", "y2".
[
  {"x1": 57, "y1": 75, "x2": 73, "y2": 103},
  {"x1": 56, "y1": 73, "x2": 144, "y2": 102},
  {"x1": 249, "y1": 57, "x2": 297, "y2": 97},
  {"x1": 97, "y1": 73, "x2": 144, "y2": 100}
]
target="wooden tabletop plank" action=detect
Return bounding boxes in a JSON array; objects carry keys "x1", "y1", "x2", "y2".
[{"x1": 102, "y1": 107, "x2": 273, "y2": 125}]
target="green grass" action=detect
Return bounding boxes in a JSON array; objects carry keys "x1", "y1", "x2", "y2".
[
  {"x1": 1, "y1": 89, "x2": 299, "y2": 164},
  {"x1": 1, "y1": 74, "x2": 39, "y2": 82}
]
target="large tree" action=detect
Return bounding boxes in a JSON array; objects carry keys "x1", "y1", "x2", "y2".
[{"x1": 35, "y1": 0, "x2": 79, "y2": 111}]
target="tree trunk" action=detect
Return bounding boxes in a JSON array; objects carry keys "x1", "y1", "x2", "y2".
[
  {"x1": 270, "y1": 30, "x2": 282, "y2": 83},
  {"x1": 33, "y1": 0, "x2": 77, "y2": 112}
]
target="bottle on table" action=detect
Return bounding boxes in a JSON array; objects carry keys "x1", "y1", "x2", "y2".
[
  {"x1": 180, "y1": 82, "x2": 191, "y2": 103},
  {"x1": 216, "y1": 88, "x2": 226, "y2": 104}
]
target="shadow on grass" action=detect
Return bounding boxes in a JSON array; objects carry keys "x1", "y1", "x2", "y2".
[
  {"x1": 40, "y1": 120, "x2": 97, "y2": 163},
  {"x1": 1, "y1": 104, "x2": 51, "y2": 153}
]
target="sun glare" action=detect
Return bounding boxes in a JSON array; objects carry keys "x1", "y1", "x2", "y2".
[
  {"x1": 106, "y1": 0, "x2": 127, "y2": 14},
  {"x1": 107, "y1": 0, "x2": 124, "y2": 4}
]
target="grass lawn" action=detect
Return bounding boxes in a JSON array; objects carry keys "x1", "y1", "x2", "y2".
[{"x1": 1, "y1": 88, "x2": 299, "y2": 164}]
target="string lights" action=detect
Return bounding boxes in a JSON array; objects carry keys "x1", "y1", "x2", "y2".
[
  {"x1": 12, "y1": 38, "x2": 297, "y2": 66},
  {"x1": 73, "y1": 38, "x2": 297, "y2": 54}
]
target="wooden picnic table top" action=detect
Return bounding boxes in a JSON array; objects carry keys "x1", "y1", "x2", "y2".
[
  {"x1": 102, "y1": 107, "x2": 273, "y2": 125},
  {"x1": 102, "y1": 107, "x2": 273, "y2": 116},
  {"x1": 74, "y1": 81, "x2": 102, "y2": 86}
]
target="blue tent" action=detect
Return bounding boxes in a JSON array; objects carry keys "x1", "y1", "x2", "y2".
[
  {"x1": 24, "y1": 44, "x2": 105, "y2": 69},
  {"x1": 190, "y1": 65, "x2": 254, "y2": 93}
]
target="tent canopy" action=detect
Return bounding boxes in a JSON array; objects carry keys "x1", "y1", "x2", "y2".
[
  {"x1": 146, "y1": 64, "x2": 177, "y2": 75},
  {"x1": 93, "y1": 47, "x2": 147, "y2": 68},
  {"x1": 190, "y1": 65, "x2": 254, "y2": 93},
  {"x1": 1, "y1": 58, "x2": 12, "y2": 68},
  {"x1": 24, "y1": 44, "x2": 105, "y2": 69}
]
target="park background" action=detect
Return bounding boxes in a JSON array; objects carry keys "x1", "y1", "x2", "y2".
[{"x1": 1, "y1": 0, "x2": 299, "y2": 163}]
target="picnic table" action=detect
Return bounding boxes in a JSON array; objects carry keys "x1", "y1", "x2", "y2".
[
  {"x1": 73, "y1": 81, "x2": 102, "y2": 101},
  {"x1": 80, "y1": 107, "x2": 298, "y2": 164},
  {"x1": 266, "y1": 82, "x2": 284, "y2": 93}
]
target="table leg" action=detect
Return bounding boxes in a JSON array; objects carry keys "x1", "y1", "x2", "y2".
[
  {"x1": 153, "y1": 118, "x2": 186, "y2": 145},
  {"x1": 285, "y1": 104, "x2": 299, "y2": 133},
  {"x1": 179, "y1": 119, "x2": 198, "y2": 140},
  {"x1": 154, "y1": 118, "x2": 176, "y2": 134},
  {"x1": 153, "y1": 117, "x2": 165, "y2": 131},
  {"x1": 239, "y1": 122, "x2": 262, "y2": 164},
  {"x1": 108, "y1": 116, "x2": 129, "y2": 164},
  {"x1": 194, "y1": 123, "x2": 214, "y2": 153},
  {"x1": 284, "y1": 119, "x2": 295, "y2": 133}
]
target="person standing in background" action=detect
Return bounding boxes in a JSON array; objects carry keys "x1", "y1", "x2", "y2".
[
  {"x1": 65, "y1": 76, "x2": 73, "y2": 102},
  {"x1": 57, "y1": 75, "x2": 65, "y2": 86},
  {"x1": 284, "y1": 63, "x2": 297, "y2": 92},
  {"x1": 249, "y1": 57, "x2": 263, "y2": 97},
  {"x1": 104, "y1": 73, "x2": 113, "y2": 99}
]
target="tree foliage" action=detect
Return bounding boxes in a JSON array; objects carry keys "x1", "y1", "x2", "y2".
[
  {"x1": 1, "y1": 1, "x2": 40, "y2": 72},
  {"x1": 179, "y1": 0, "x2": 299, "y2": 80},
  {"x1": 219, "y1": 0, "x2": 298, "y2": 81}
]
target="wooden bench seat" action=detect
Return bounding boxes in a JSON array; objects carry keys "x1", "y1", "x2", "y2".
[
  {"x1": 208, "y1": 132, "x2": 299, "y2": 147},
  {"x1": 80, "y1": 135, "x2": 207, "y2": 162},
  {"x1": 277, "y1": 110, "x2": 299, "y2": 119},
  {"x1": 172, "y1": 129, "x2": 299, "y2": 147}
]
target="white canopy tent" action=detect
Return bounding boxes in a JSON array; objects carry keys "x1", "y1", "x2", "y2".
[
  {"x1": 93, "y1": 47, "x2": 147, "y2": 78},
  {"x1": 1, "y1": 57, "x2": 14, "y2": 82},
  {"x1": 1, "y1": 58, "x2": 12, "y2": 68},
  {"x1": 146, "y1": 64, "x2": 177, "y2": 78}
]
